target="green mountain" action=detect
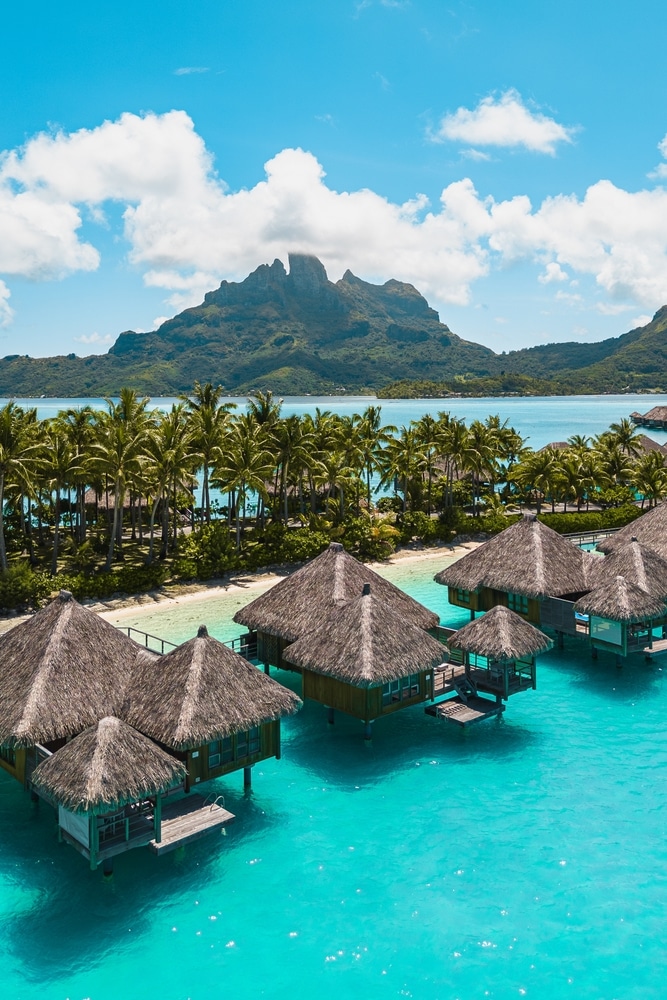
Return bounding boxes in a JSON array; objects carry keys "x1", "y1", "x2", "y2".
[{"x1": 0, "y1": 253, "x2": 665, "y2": 397}]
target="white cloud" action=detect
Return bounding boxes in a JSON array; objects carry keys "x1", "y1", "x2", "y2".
[
  {"x1": 153, "y1": 316, "x2": 171, "y2": 329},
  {"x1": 0, "y1": 281, "x2": 14, "y2": 327},
  {"x1": 174, "y1": 67, "x2": 209, "y2": 76},
  {"x1": 596, "y1": 302, "x2": 632, "y2": 316},
  {"x1": 648, "y1": 133, "x2": 667, "y2": 179},
  {"x1": 630, "y1": 314, "x2": 652, "y2": 328},
  {"x1": 460, "y1": 148, "x2": 491, "y2": 162},
  {"x1": 0, "y1": 110, "x2": 666, "y2": 328},
  {"x1": 74, "y1": 332, "x2": 114, "y2": 344},
  {"x1": 432, "y1": 89, "x2": 576, "y2": 154},
  {"x1": 555, "y1": 290, "x2": 583, "y2": 306},
  {"x1": 538, "y1": 262, "x2": 568, "y2": 284}
]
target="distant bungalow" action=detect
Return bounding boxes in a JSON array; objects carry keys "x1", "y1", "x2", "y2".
[
  {"x1": 630, "y1": 406, "x2": 667, "y2": 429},
  {"x1": 435, "y1": 511, "x2": 667, "y2": 663},
  {"x1": 0, "y1": 591, "x2": 300, "y2": 872}
]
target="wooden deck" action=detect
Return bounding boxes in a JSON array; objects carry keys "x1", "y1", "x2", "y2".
[
  {"x1": 425, "y1": 696, "x2": 505, "y2": 726},
  {"x1": 149, "y1": 794, "x2": 235, "y2": 855},
  {"x1": 643, "y1": 638, "x2": 667, "y2": 659}
]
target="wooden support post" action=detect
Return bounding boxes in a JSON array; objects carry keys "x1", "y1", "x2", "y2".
[
  {"x1": 264, "y1": 663, "x2": 270, "y2": 675},
  {"x1": 363, "y1": 722, "x2": 373, "y2": 741},
  {"x1": 103, "y1": 858, "x2": 114, "y2": 879},
  {"x1": 470, "y1": 609, "x2": 475, "y2": 621},
  {"x1": 591, "y1": 646, "x2": 598, "y2": 660},
  {"x1": 557, "y1": 631, "x2": 564, "y2": 649},
  {"x1": 154, "y1": 795, "x2": 162, "y2": 844},
  {"x1": 30, "y1": 790, "x2": 39, "y2": 804},
  {"x1": 327, "y1": 707, "x2": 335, "y2": 725},
  {"x1": 89, "y1": 815, "x2": 98, "y2": 871},
  {"x1": 243, "y1": 766, "x2": 252, "y2": 790},
  {"x1": 615, "y1": 654, "x2": 623, "y2": 668}
]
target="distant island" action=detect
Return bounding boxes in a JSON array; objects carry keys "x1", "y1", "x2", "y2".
[{"x1": 1, "y1": 253, "x2": 666, "y2": 397}]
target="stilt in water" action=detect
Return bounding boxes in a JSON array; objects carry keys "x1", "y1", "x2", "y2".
[
  {"x1": 103, "y1": 858, "x2": 114, "y2": 879},
  {"x1": 615, "y1": 654, "x2": 623, "y2": 668},
  {"x1": 557, "y1": 631, "x2": 564, "y2": 649},
  {"x1": 591, "y1": 646, "x2": 598, "y2": 660},
  {"x1": 470, "y1": 610, "x2": 475, "y2": 621},
  {"x1": 327, "y1": 707, "x2": 335, "y2": 725},
  {"x1": 263, "y1": 663, "x2": 270, "y2": 675},
  {"x1": 243, "y1": 766, "x2": 252, "y2": 791},
  {"x1": 363, "y1": 722, "x2": 373, "y2": 742},
  {"x1": 30, "y1": 790, "x2": 39, "y2": 804}
]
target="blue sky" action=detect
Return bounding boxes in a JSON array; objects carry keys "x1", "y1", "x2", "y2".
[{"x1": 2, "y1": 0, "x2": 667, "y2": 358}]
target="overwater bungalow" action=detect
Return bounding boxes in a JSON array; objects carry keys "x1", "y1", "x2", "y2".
[
  {"x1": 630, "y1": 405, "x2": 667, "y2": 429},
  {"x1": 597, "y1": 503, "x2": 667, "y2": 559},
  {"x1": 234, "y1": 541, "x2": 439, "y2": 672},
  {"x1": 124, "y1": 625, "x2": 302, "y2": 790},
  {"x1": 30, "y1": 717, "x2": 188, "y2": 872},
  {"x1": 435, "y1": 512, "x2": 593, "y2": 626},
  {"x1": 426, "y1": 605, "x2": 552, "y2": 725},
  {"x1": 573, "y1": 576, "x2": 667, "y2": 661},
  {"x1": 0, "y1": 589, "x2": 147, "y2": 788},
  {"x1": 281, "y1": 582, "x2": 446, "y2": 738}
]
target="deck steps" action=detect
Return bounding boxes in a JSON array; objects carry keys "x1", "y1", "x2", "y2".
[
  {"x1": 643, "y1": 638, "x2": 667, "y2": 659},
  {"x1": 149, "y1": 794, "x2": 235, "y2": 855},
  {"x1": 425, "y1": 695, "x2": 505, "y2": 726}
]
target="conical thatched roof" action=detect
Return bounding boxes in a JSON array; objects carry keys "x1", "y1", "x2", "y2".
[
  {"x1": 282, "y1": 583, "x2": 446, "y2": 686},
  {"x1": 448, "y1": 605, "x2": 552, "y2": 660},
  {"x1": 124, "y1": 625, "x2": 302, "y2": 750},
  {"x1": 435, "y1": 513, "x2": 593, "y2": 599},
  {"x1": 31, "y1": 716, "x2": 186, "y2": 814},
  {"x1": 574, "y1": 576, "x2": 667, "y2": 623},
  {"x1": 592, "y1": 538, "x2": 667, "y2": 597},
  {"x1": 0, "y1": 591, "x2": 149, "y2": 749},
  {"x1": 598, "y1": 504, "x2": 667, "y2": 559},
  {"x1": 233, "y1": 542, "x2": 438, "y2": 641}
]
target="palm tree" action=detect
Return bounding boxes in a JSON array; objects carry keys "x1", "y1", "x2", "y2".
[
  {"x1": 213, "y1": 419, "x2": 274, "y2": 550},
  {"x1": 144, "y1": 404, "x2": 198, "y2": 558},
  {"x1": 58, "y1": 406, "x2": 96, "y2": 543},
  {"x1": 40, "y1": 423, "x2": 81, "y2": 575},
  {"x1": 0, "y1": 402, "x2": 39, "y2": 571},
  {"x1": 632, "y1": 451, "x2": 667, "y2": 508},
  {"x1": 355, "y1": 405, "x2": 396, "y2": 510},
  {"x1": 181, "y1": 382, "x2": 235, "y2": 524}
]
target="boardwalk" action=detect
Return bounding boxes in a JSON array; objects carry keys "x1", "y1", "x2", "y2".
[{"x1": 149, "y1": 794, "x2": 235, "y2": 855}]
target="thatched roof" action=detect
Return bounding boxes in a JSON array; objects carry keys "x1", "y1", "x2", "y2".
[
  {"x1": 124, "y1": 625, "x2": 302, "y2": 750},
  {"x1": 233, "y1": 542, "x2": 438, "y2": 641},
  {"x1": 282, "y1": 583, "x2": 446, "y2": 686},
  {"x1": 592, "y1": 537, "x2": 667, "y2": 597},
  {"x1": 573, "y1": 576, "x2": 667, "y2": 623},
  {"x1": 435, "y1": 513, "x2": 593, "y2": 599},
  {"x1": 31, "y1": 716, "x2": 186, "y2": 814},
  {"x1": 83, "y1": 488, "x2": 148, "y2": 509},
  {"x1": 448, "y1": 605, "x2": 552, "y2": 660},
  {"x1": 639, "y1": 406, "x2": 667, "y2": 422},
  {"x1": 598, "y1": 504, "x2": 667, "y2": 559},
  {"x1": 0, "y1": 591, "x2": 149, "y2": 749}
]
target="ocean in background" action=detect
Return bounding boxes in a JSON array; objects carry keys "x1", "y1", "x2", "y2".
[
  {"x1": 1, "y1": 556, "x2": 666, "y2": 999},
  {"x1": 4, "y1": 393, "x2": 667, "y2": 450}
]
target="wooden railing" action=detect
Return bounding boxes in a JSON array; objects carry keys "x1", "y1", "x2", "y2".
[{"x1": 119, "y1": 626, "x2": 257, "y2": 661}]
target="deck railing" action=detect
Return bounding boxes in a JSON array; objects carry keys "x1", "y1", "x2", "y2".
[{"x1": 119, "y1": 625, "x2": 257, "y2": 661}]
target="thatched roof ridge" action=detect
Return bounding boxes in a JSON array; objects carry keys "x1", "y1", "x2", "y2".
[
  {"x1": 282, "y1": 583, "x2": 445, "y2": 686},
  {"x1": 448, "y1": 605, "x2": 552, "y2": 660},
  {"x1": 435, "y1": 513, "x2": 592, "y2": 599},
  {"x1": 598, "y1": 504, "x2": 667, "y2": 558},
  {"x1": 124, "y1": 625, "x2": 301, "y2": 750},
  {"x1": 0, "y1": 591, "x2": 148, "y2": 749},
  {"x1": 31, "y1": 716, "x2": 186, "y2": 814},
  {"x1": 592, "y1": 538, "x2": 667, "y2": 597},
  {"x1": 233, "y1": 542, "x2": 438, "y2": 640},
  {"x1": 640, "y1": 405, "x2": 667, "y2": 421},
  {"x1": 574, "y1": 576, "x2": 667, "y2": 622}
]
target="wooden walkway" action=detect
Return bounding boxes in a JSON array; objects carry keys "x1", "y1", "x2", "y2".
[
  {"x1": 643, "y1": 638, "x2": 667, "y2": 659},
  {"x1": 425, "y1": 696, "x2": 505, "y2": 726},
  {"x1": 149, "y1": 795, "x2": 235, "y2": 855}
]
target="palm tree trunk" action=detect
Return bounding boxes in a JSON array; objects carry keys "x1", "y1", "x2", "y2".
[
  {"x1": 51, "y1": 492, "x2": 61, "y2": 576},
  {"x1": 106, "y1": 480, "x2": 123, "y2": 570},
  {"x1": 0, "y1": 471, "x2": 7, "y2": 572}
]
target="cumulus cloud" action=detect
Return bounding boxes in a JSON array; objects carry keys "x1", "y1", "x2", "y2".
[
  {"x1": 0, "y1": 281, "x2": 14, "y2": 327},
  {"x1": 73, "y1": 332, "x2": 114, "y2": 344},
  {"x1": 432, "y1": 89, "x2": 576, "y2": 154},
  {"x1": 0, "y1": 109, "x2": 666, "y2": 328},
  {"x1": 648, "y1": 133, "x2": 667, "y2": 179}
]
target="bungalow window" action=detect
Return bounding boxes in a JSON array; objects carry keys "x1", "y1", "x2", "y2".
[
  {"x1": 382, "y1": 674, "x2": 420, "y2": 706},
  {"x1": 248, "y1": 726, "x2": 260, "y2": 754},
  {"x1": 455, "y1": 589, "x2": 470, "y2": 604},
  {"x1": 208, "y1": 741, "x2": 221, "y2": 769},
  {"x1": 222, "y1": 736, "x2": 234, "y2": 764},
  {"x1": 236, "y1": 731, "x2": 249, "y2": 758},
  {"x1": 507, "y1": 593, "x2": 529, "y2": 614},
  {"x1": 0, "y1": 747, "x2": 16, "y2": 768}
]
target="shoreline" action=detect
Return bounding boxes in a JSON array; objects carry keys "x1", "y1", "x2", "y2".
[{"x1": 0, "y1": 541, "x2": 479, "y2": 635}]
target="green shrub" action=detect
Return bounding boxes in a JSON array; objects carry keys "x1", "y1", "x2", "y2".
[
  {"x1": 0, "y1": 564, "x2": 52, "y2": 609},
  {"x1": 173, "y1": 523, "x2": 240, "y2": 579},
  {"x1": 538, "y1": 505, "x2": 640, "y2": 534}
]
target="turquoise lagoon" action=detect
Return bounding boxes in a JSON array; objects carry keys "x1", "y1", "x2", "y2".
[
  {"x1": 5, "y1": 392, "x2": 667, "y2": 450},
  {"x1": 1, "y1": 554, "x2": 667, "y2": 999}
]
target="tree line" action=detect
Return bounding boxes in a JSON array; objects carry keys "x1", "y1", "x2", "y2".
[{"x1": 0, "y1": 384, "x2": 660, "y2": 581}]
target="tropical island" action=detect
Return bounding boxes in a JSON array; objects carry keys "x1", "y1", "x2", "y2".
[
  {"x1": 1, "y1": 254, "x2": 666, "y2": 398},
  {"x1": 0, "y1": 385, "x2": 661, "y2": 611}
]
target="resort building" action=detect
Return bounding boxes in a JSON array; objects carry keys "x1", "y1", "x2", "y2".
[
  {"x1": 0, "y1": 591, "x2": 300, "y2": 870},
  {"x1": 282, "y1": 582, "x2": 446, "y2": 738},
  {"x1": 630, "y1": 406, "x2": 667, "y2": 430},
  {"x1": 234, "y1": 541, "x2": 439, "y2": 673}
]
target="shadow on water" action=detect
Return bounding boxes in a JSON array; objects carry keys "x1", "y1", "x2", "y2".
[
  {"x1": 543, "y1": 635, "x2": 665, "y2": 700},
  {"x1": 0, "y1": 774, "x2": 281, "y2": 982},
  {"x1": 273, "y1": 669, "x2": 541, "y2": 786}
]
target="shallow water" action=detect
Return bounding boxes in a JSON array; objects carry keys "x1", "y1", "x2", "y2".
[{"x1": 2, "y1": 558, "x2": 666, "y2": 999}]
